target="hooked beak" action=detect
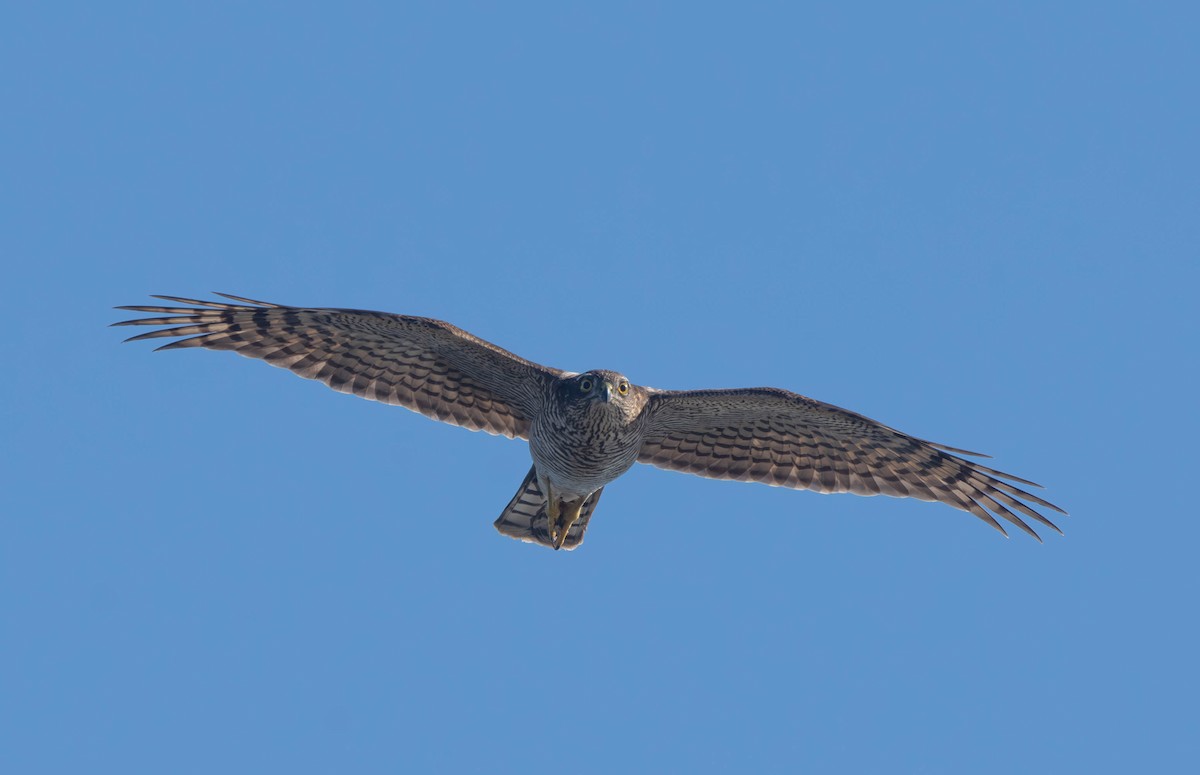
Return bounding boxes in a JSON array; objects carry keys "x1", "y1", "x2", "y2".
[{"x1": 599, "y1": 381, "x2": 614, "y2": 403}]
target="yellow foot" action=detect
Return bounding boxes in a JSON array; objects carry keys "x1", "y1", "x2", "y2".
[
  {"x1": 539, "y1": 475, "x2": 563, "y2": 548},
  {"x1": 552, "y1": 499, "x2": 585, "y2": 550}
]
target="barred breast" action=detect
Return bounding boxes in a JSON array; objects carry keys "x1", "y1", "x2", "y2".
[{"x1": 529, "y1": 404, "x2": 645, "y2": 499}]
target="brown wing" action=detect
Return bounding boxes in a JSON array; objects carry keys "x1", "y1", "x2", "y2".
[
  {"x1": 637, "y1": 387, "x2": 1066, "y2": 540},
  {"x1": 114, "y1": 293, "x2": 565, "y2": 439}
]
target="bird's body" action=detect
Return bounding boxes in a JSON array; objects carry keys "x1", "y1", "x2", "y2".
[
  {"x1": 115, "y1": 294, "x2": 1066, "y2": 550},
  {"x1": 526, "y1": 370, "x2": 648, "y2": 546},
  {"x1": 530, "y1": 370, "x2": 646, "y2": 497}
]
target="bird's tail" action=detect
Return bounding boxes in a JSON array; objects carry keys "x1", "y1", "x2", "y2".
[{"x1": 493, "y1": 466, "x2": 603, "y2": 551}]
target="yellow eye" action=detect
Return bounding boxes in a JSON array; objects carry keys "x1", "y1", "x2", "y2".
[
  {"x1": 579, "y1": 378, "x2": 593, "y2": 392},
  {"x1": 618, "y1": 381, "x2": 629, "y2": 395}
]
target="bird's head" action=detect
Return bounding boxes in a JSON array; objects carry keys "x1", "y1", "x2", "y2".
[{"x1": 560, "y1": 370, "x2": 645, "y2": 418}]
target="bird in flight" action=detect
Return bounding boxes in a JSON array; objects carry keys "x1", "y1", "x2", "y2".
[{"x1": 114, "y1": 293, "x2": 1065, "y2": 550}]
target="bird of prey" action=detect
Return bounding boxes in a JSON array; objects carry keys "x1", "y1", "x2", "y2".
[{"x1": 114, "y1": 293, "x2": 1065, "y2": 550}]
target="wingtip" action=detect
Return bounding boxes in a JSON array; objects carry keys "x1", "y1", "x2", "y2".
[
  {"x1": 928, "y1": 440, "x2": 993, "y2": 458},
  {"x1": 1043, "y1": 515, "x2": 1066, "y2": 537},
  {"x1": 212, "y1": 292, "x2": 280, "y2": 307}
]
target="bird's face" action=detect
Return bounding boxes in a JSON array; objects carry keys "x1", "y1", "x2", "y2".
[
  {"x1": 562, "y1": 370, "x2": 643, "y2": 418},
  {"x1": 573, "y1": 370, "x2": 628, "y2": 403}
]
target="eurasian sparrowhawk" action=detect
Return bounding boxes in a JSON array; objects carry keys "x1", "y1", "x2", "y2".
[{"x1": 115, "y1": 294, "x2": 1065, "y2": 550}]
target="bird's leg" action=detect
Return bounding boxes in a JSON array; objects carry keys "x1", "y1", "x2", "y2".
[
  {"x1": 553, "y1": 498, "x2": 585, "y2": 550},
  {"x1": 540, "y1": 475, "x2": 562, "y2": 546}
]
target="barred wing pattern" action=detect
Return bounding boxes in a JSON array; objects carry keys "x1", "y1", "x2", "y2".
[
  {"x1": 638, "y1": 388, "x2": 1066, "y2": 540},
  {"x1": 113, "y1": 294, "x2": 565, "y2": 439}
]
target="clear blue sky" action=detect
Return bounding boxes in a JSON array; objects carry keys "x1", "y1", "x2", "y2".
[{"x1": 2, "y1": 3, "x2": 1196, "y2": 773}]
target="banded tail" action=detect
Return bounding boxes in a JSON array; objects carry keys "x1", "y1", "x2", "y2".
[{"x1": 494, "y1": 466, "x2": 603, "y2": 550}]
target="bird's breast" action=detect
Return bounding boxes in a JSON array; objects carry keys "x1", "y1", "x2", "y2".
[{"x1": 529, "y1": 409, "x2": 644, "y2": 498}]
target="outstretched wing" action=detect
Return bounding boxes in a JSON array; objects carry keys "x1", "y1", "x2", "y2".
[
  {"x1": 637, "y1": 387, "x2": 1066, "y2": 540},
  {"x1": 114, "y1": 293, "x2": 565, "y2": 439}
]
